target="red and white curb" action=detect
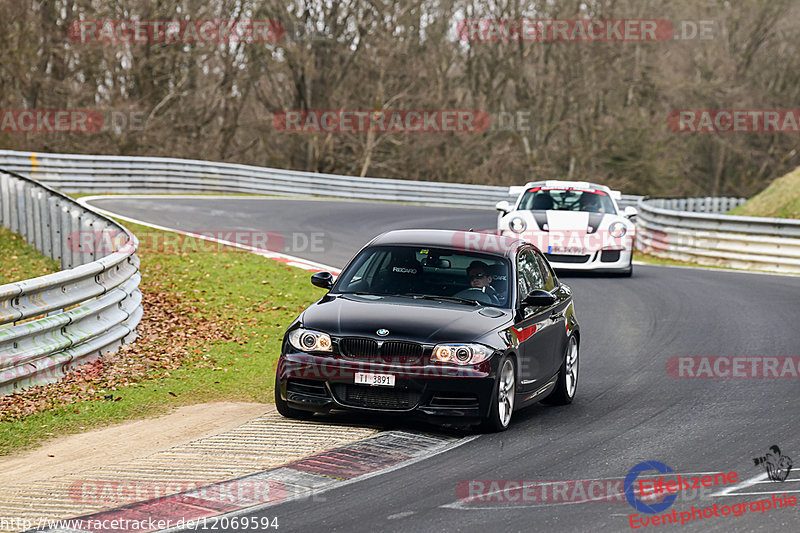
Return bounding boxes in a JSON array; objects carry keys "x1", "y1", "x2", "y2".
[{"x1": 33, "y1": 431, "x2": 476, "y2": 533}]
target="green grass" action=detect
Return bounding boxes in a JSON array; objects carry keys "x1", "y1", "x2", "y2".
[
  {"x1": 729, "y1": 166, "x2": 800, "y2": 219},
  {"x1": 632, "y1": 249, "x2": 727, "y2": 269},
  {"x1": 0, "y1": 226, "x2": 60, "y2": 284},
  {"x1": 0, "y1": 220, "x2": 324, "y2": 455}
]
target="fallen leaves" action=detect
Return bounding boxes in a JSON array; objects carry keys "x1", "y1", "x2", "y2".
[{"x1": 0, "y1": 282, "x2": 230, "y2": 423}]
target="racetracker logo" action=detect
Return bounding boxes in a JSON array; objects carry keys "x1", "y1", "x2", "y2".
[
  {"x1": 0, "y1": 109, "x2": 146, "y2": 134},
  {"x1": 281, "y1": 357, "x2": 490, "y2": 380},
  {"x1": 456, "y1": 19, "x2": 674, "y2": 42},
  {"x1": 68, "y1": 479, "x2": 286, "y2": 505},
  {"x1": 0, "y1": 110, "x2": 103, "y2": 133},
  {"x1": 68, "y1": 20, "x2": 285, "y2": 43},
  {"x1": 456, "y1": 475, "x2": 725, "y2": 506},
  {"x1": 668, "y1": 110, "x2": 800, "y2": 133},
  {"x1": 272, "y1": 110, "x2": 491, "y2": 133},
  {"x1": 666, "y1": 356, "x2": 800, "y2": 378},
  {"x1": 449, "y1": 230, "x2": 632, "y2": 254},
  {"x1": 456, "y1": 19, "x2": 716, "y2": 42},
  {"x1": 458, "y1": 478, "x2": 632, "y2": 504},
  {"x1": 67, "y1": 230, "x2": 328, "y2": 254}
]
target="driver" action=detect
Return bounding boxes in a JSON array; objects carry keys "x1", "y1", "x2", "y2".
[
  {"x1": 579, "y1": 193, "x2": 605, "y2": 213},
  {"x1": 466, "y1": 261, "x2": 498, "y2": 303}
]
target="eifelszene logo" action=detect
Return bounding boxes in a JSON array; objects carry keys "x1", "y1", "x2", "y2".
[{"x1": 625, "y1": 461, "x2": 677, "y2": 514}]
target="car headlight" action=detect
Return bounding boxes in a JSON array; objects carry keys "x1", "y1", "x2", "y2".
[
  {"x1": 288, "y1": 328, "x2": 332, "y2": 352},
  {"x1": 432, "y1": 343, "x2": 493, "y2": 365},
  {"x1": 509, "y1": 217, "x2": 527, "y2": 233},
  {"x1": 609, "y1": 221, "x2": 627, "y2": 238}
]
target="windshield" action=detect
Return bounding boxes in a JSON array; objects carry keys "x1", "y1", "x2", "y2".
[
  {"x1": 518, "y1": 188, "x2": 617, "y2": 214},
  {"x1": 334, "y1": 245, "x2": 512, "y2": 308}
]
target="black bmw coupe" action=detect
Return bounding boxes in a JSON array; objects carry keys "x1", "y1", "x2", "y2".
[{"x1": 275, "y1": 229, "x2": 580, "y2": 431}]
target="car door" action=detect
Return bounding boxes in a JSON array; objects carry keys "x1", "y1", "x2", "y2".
[
  {"x1": 513, "y1": 248, "x2": 557, "y2": 392},
  {"x1": 534, "y1": 251, "x2": 572, "y2": 378}
]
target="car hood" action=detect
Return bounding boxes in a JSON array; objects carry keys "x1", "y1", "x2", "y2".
[{"x1": 300, "y1": 294, "x2": 512, "y2": 343}]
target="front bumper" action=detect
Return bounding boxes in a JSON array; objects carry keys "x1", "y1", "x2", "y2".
[
  {"x1": 544, "y1": 247, "x2": 633, "y2": 272},
  {"x1": 500, "y1": 228, "x2": 634, "y2": 272},
  {"x1": 276, "y1": 352, "x2": 499, "y2": 424}
]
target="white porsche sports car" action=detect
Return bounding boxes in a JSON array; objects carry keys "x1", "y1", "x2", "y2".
[{"x1": 496, "y1": 180, "x2": 637, "y2": 276}]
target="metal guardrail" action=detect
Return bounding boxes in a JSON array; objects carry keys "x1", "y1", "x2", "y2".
[
  {"x1": 0, "y1": 150, "x2": 642, "y2": 209},
  {"x1": 636, "y1": 197, "x2": 800, "y2": 274},
  {"x1": 0, "y1": 168, "x2": 142, "y2": 395}
]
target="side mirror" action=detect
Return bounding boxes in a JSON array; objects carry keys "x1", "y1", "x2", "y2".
[
  {"x1": 310, "y1": 271, "x2": 333, "y2": 290},
  {"x1": 522, "y1": 289, "x2": 556, "y2": 307},
  {"x1": 495, "y1": 200, "x2": 512, "y2": 214},
  {"x1": 624, "y1": 206, "x2": 638, "y2": 218}
]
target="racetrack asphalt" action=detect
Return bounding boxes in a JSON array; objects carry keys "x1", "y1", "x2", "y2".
[{"x1": 88, "y1": 196, "x2": 800, "y2": 533}]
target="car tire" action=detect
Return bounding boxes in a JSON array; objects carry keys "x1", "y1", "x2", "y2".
[
  {"x1": 542, "y1": 335, "x2": 579, "y2": 405},
  {"x1": 274, "y1": 376, "x2": 315, "y2": 420},
  {"x1": 479, "y1": 357, "x2": 516, "y2": 432},
  {"x1": 615, "y1": 262, "x2": 633, "y2": 277},
  {"x1": 622, "y1": 262, "x2": 633, "y2": 277}
]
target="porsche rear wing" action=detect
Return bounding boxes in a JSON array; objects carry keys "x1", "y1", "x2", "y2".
[{"x1": 507, "y1": 183, "x2": 622, "y2": 200}]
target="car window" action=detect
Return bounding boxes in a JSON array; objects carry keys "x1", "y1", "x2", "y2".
[
  {"x1": 343, "y1": 248, "x2": 390, "y2": 289},
  {"x1": 334, "y1": 245, "x2": 511, "y2": 307},
  {"x1": 518, "y1": 188, "x2": 617, "y2": 215},
  {"x1": 517, "y1": 249, "x2": 544, "y2": 299},
  {"x1": 535, "y1": 252, "x2": 557, "y2": 291}
]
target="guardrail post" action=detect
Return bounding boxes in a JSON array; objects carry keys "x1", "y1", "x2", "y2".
[
  {"x1": 12, "y1": 178, "x2": 22, "y2": 234},
  {"x1": 0, "y1": 173, "x2": 10, "y2": 226},
  {"x1": 32, "y1": 188, "x2": 43, "y2": 252},
  {"x1": 47, "y1": 197, "x2": 62, "y2": 266},
  {"x1": 61, "y1": 204, "x2": 74, "y2": 269},
  {"x1": 24, "y1": 181, "x2": 36, "y2": 245}
]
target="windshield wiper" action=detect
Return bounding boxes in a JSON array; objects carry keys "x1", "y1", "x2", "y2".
[
  {"x1": 345, "y1": 292, "x2": 418, "y2": 300},
  {"x1": 407, "y1": 294, "x2": 480, "y2": 306},
  {"x1": 344, "y1": 292, "x2": 480, "y2": 306}
]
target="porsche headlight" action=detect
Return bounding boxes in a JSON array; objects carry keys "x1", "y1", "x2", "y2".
[
  {"x1": 288, "y1": 328, "x2": 332, "y2": 352},
  {"x1": 609, "y1": 221, "x2": 627, "y2": 238},
  {"x1": 509, "y1": 217, "x2": 527, "y2": 233},
  {"x1": 432, "y1": 343, "x2": 493, "y2": 365}
]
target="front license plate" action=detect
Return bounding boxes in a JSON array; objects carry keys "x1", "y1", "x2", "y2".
[
  {"x1": 548, "y1": 246, "x2": 585, "y2": 255},
  {"x1": 354, "y1": 372, "x2": 395, "y2": 387}
]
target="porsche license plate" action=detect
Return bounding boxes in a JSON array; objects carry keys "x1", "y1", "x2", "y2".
[
  {"x1": 548, "y1": 246, "x2": 585, "y2": 255},
  {"x1": 354, "y1": 372, "x2": 395, "y2": 387}
]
